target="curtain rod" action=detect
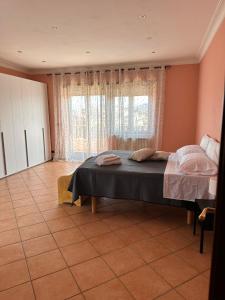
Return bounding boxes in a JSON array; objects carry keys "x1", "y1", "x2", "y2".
[{"x1": 46, "y1": 65, "x2": 171, "y2": 76}]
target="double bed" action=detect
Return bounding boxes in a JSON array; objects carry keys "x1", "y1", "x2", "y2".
[{"x1": 68, "y1": 150, "x2": 213, "y2": 216}]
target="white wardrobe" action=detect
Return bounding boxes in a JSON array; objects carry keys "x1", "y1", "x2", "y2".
[{"x1": 0, "y1": 73, "x2": 51, "y2": 178}]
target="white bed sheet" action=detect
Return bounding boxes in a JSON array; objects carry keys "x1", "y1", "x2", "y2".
[{"x1": 163, "y1": 153, "x2": 215, "y2": 201}]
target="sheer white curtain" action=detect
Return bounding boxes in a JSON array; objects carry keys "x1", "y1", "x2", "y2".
[{"x1": 53, "y1": 68, "x2": 165, "y2": 161}]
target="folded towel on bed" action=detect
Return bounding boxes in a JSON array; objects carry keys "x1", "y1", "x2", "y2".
[{"x1": 95, "y1": 154, "x2": 121, "y2": 166}]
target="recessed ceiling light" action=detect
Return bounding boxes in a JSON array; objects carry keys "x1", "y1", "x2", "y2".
[
  {"x1": 17, "y1": 50, "x2": 23, "y2": 53},
  {"x1": 51, "y1": 25, "x2": 58, "y2": 30},
  {"x1": 139, "y1": 15, "x2": 146, "y2": 19},
  {"x1": 42, "y1": 60, "x2": 47, "y2": 63},
  {"x1": 85, "y1": 51, "x2": 91, "y2": 54}
]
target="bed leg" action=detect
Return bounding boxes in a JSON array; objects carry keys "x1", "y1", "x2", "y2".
[
  {"x1": 187, "y1": 210, "x2": 194, "y2": 225},
  {"x1": 92, "y1": 197, "x2": 97, "y2": 214},
  {"x1": 80, "y1": 196, "x2": 84, "y2": 206}
]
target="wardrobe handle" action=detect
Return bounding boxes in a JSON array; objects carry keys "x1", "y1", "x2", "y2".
[
  {"x1": 1, "y1": 132, "x2": 7, "y2": 175},
  {"x1": 24, "y1": 130, "x2": 29, "y2": 167},
  {"x1": 42, "y1": 128, "x2": 46, "y2": 161}
]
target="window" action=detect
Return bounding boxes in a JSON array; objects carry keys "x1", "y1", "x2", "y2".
[
  {"x1": 53, "y1": 68, "x2": 165, "y2": 161},
  {"x1": 114, "y1": 95, "x2": 152, "y2": 138},
  {"x1": 69, "y1": 95, "x2": 107, "y2": 160},
  {"x1": 69, "y1": 94, "x2": 153, "y2": 160}
]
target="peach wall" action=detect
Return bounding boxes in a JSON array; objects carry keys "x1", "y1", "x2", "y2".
[
  {"x1": 162, "y1": 64, "x2": 199, "y2": 151},
  {"x1": 196, "y1": 19, "x2": 225, "y2": 143}
]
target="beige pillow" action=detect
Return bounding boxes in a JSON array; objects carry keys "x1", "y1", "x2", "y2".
[
  {"x1": 129, "y1": 148, "x2": 155, "y2": 162},
  {"x1": 150, "y1": 151, "x2": 171, "y2": 161}
]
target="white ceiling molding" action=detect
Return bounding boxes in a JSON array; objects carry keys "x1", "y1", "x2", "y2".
[
  {"x1": 0, "y1": 57, "x2": 30, "y2": 73},
  {"x1": 29, "y1": 57, "x2": 199, "y2": 75},
  {"x1": 198, "y1": 0, "x2": 225, "y2": 61}
]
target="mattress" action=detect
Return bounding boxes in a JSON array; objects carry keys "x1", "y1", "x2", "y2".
[{"x1": 164, "y1": 153, "x2": 214, "y2": 201}]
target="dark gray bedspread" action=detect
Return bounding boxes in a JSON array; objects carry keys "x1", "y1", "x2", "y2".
[
  {"x1": 68, "y1": 151, "x2": 198, "y2": 210},
  {"x1": 68, "y1": 150, "x2": 169, "y2": 203}
]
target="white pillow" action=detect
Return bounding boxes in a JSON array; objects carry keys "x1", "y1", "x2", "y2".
[
  {"x1": 206, "y1": 139, "x2": 220, "y2": 165},
  {"x1": 179, "y1": 152, "x2": 218, "y2": 176},
  {"x1": 200, "y1": 134, "x2": 211, "y2": 151},
  {"x1": 129, "y1": 148, "x2": 155, "y2": 162},
  {"x1": 176, "y1": 145, "x2": 203, "y2": 162}
]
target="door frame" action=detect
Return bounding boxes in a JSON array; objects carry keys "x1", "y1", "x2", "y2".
[{"x1": 209, "y1": 88, "x2": 225, "y2": 299}]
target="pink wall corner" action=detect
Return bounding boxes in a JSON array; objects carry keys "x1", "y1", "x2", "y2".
[
  {"x1": 196, "y1": 19, "x2": 225, "y2": 143},
  {"x1": 162, "y1": 64, "x2": 199, "y2": 152}
]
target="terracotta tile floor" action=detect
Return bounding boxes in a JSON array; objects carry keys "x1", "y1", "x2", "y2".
[{"x1": 0, "y1": 161, "x2": 213, "y2": 300}]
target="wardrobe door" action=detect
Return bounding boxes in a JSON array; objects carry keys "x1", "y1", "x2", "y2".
[
  {"x1": 39, "y1": 84, "x2": 51, "y2": 161},
  {"x1": 0, "y1": 139, "x2": 4, "y2": 178},
  {"x1": 22, "y1": 79, "x2": 50, "y2": 167},
  {"x1": 0, "y1": 76, "x2": 6, "y2": 178},
  {"x1": 21, "y1": 79, "x2": 36, "y2": 167},
  {"x1": 0, "y1": 126, "x2": 4, "y2": 178},
  {"x1": 31, "y1": 81, "x2": 45, "y2": 165},
  {"x1": 10, "y1": 76, "x2": 27, "y2": 172},
  {"x1": 0, "y1": 74, "x2": 17, "y2": 176}
]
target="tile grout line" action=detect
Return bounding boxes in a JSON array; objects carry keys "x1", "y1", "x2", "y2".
[{"x1": 153, "y1": 289, "x2": 186, "y2": 300}]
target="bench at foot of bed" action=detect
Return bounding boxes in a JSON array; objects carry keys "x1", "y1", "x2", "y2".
[{"x1": 57, "y1": 174, "x2": 87, "y2": 207}]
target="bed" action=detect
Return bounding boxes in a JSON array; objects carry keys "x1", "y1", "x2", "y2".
[{"x1": 68, "y1": 150, "x2": 211, "y2": 217}]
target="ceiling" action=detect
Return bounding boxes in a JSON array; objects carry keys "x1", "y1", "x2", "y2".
[{"x1": 0, "y1": 0, "x2": 224, "y2": 73}]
